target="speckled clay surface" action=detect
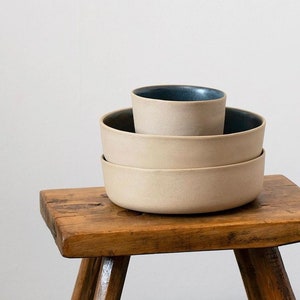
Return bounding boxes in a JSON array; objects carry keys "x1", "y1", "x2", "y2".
[
  {"x1": 101, "y1": 150, "x2": 265, "y2": 214},
  {"x1": 100, "y1": 107, "x2": 265, "y2": 169}
]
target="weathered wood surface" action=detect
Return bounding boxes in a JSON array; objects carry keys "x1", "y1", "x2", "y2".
[
  {"x1": 71, "y1": 256, "x2": 130, "y2": 300},
  {"x1": 40, "y1": 175, "x2": 300, "y2": 257},
  {"x1": 235, "y1": 247, "x2": 296, "y2": 300},
  {"x1": 93, "y1": 256, "x2": 130, "y2": 300},
  {"x1": 72, "y1": 257, "x2": 102, "y2": 300}
]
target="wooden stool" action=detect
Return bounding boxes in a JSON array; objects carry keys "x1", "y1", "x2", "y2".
[{"x1": 40, "y1": 175, "x2": 300, "y2": 299}]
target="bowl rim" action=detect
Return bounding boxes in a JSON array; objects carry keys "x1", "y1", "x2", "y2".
[
  {"x1": 100, "y1": 107, "x2": 266, "y2": 140},
  {"x1": 101, "y1": 149, "x2": 265, "y2": 172}
]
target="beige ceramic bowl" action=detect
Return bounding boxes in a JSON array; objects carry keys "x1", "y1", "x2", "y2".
[
  {"x1": 101, "y1": 150, "x2": 265, "y2": 214},
  {"x1": 100, "y1": 107, "x2": 265, "y2": 169},
  {"x1": 132, "y1": 85, "x2": 226, "y2": 136}
]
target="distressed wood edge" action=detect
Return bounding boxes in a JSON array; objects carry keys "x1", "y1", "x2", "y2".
[
  {"x1": 40, "y1": 190, "x2": 67, "y2": 256},
  {"x1": 59, "y1": 222, "x2": 300, "y2": 258},
  {"x1": 40, "y1": 174, "x2": 300, "y2": 257}
]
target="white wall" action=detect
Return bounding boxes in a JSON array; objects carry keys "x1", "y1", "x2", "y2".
[{"x1": 1, "y1": 1, "x2": 300, "y2": 299}]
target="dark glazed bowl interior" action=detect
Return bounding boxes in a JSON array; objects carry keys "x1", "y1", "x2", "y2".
[
  {"x1": 133, "y1": 85, "x2": 225, "y2": 101},
  {"x1": 103, "y1": 107, "x2": 263, "y2": 135}
]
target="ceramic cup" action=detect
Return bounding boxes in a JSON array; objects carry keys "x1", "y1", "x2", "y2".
[{"x1": 131, "y1": 85, "x2": 226, "y2": 136}]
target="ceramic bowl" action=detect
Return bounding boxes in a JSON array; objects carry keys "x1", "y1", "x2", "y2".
[
  {"x1": 100, "y1": 107, "x2": 265, "y2": 169},
  {"x1": 131, "y1": 85, "x2": 226, "y2": 136},
  {"x1": 101, "y1": 150, "x2": 265, "y2": 214}
]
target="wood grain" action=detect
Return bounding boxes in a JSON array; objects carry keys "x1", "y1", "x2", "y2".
[
  {"x1": 72, "y1": 257, "x2": 102, "y2": 300},
  {"x1": 40, "y1": 175, "x2": 300, "y2": 257},
  {"x1": 234, "y1": 247, "x2": 296, "y2": 300},
  {"x1": 93, "y1": 256, "x2": 130, "y2": 300}
]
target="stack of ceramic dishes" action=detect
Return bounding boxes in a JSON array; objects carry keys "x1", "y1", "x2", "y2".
[{"x1": 100, "y1": 85, "x2": 266, "y2": 214}]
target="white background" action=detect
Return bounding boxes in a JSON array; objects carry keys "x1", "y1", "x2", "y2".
[{"x1": 1, "y1": 1, "x2": 300, "y2": 299}]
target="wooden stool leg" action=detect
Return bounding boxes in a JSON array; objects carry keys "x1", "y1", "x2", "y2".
[
  {"x1": 72, "y1": 257, "x2": 103, "y2": 300},
  {"x1": 234, "y1": 247, "x2": 295, "y2": 300},
  {"x1": 93, "y1": 256, "x2": 131, "y2": 300}
]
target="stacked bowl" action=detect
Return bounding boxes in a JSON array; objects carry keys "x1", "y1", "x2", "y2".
[{"x1": 100, "y1": 85, "x2": 266, "y2": 214}]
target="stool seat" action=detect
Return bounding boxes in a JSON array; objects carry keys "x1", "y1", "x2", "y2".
[{"x1": 40, "y1": 175, "x2": 300, "y2": 299}]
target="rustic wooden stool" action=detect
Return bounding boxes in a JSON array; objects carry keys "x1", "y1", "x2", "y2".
[{"x1": 40, "y1": 175, "x2": 300, "y2": 300}]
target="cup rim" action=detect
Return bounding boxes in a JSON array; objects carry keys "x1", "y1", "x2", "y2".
[{"x1": 131, "y1": 84, "x2": 226, "y2": 103}]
